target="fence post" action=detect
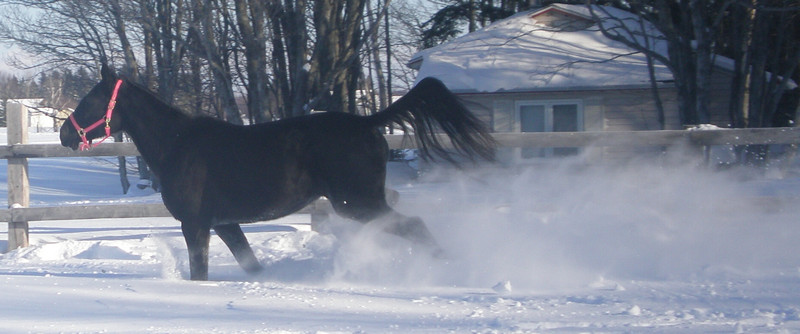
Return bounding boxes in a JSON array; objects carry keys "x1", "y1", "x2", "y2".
[{"x1": 6, "y1": 102, "x2": 30, "y2": 251}]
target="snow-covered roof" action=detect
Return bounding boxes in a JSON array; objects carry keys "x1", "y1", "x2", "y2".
[{"x1": 409, "y1": 4, "x2": 674, "y2": 93}]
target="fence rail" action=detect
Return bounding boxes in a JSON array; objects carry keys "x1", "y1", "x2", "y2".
[
  {"x1": 4, "y1": 102, "x2": 800, "y2": 251},
  {"x1": 0, "y1": 142, "x2": 140, "y2": 158},
  {"x1": 0, "y1": 203, "x2": 171, "y2": 222},
  {"x1": 7, "y1": 127, "x2": 800, "y2": 159}
]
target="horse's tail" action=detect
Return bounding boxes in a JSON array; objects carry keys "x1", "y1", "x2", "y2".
[{"x1": 366, "y1": 77, "x2": 496, "y2": 164}]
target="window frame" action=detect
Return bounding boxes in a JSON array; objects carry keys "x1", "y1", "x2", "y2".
[{"x1": 514, "y1": 99, "x2": 584, "y2": 160}]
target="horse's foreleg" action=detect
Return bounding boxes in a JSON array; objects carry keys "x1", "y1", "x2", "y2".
[
  {"x1": 213, "y1": 224, "x2": 263, "y2": 274},
  {"x1": 181, "y1": 221, "x2": 211, "y2": 280}
]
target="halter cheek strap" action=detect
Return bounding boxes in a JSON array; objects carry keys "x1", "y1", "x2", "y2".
[{"x1": 69, "y1": 79, "x2": 123, "y2": 150}]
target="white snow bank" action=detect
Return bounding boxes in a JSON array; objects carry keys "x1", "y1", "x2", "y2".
[
  {"x1": 1, "y1": 131, "x2": 800, "y2": 332},
  {"x1": 329, "y1": 156, "x2": 800, "y2": 292}
]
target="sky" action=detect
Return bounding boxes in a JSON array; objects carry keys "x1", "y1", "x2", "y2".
[
  {"x1": 0, "y1": 44, "x2": 34, "y2": 78},
  {"x1": 0, "y1": 44, "x2": 14, "y2": 74},
  {"x1": 0, "y1": 2, "x2": 40, "y2": 78}
]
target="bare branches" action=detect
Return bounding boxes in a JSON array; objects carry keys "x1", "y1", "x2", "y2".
[
  {"x1": 0, "y1": 0, "x2": 434, "y2": 124},
  {"x1": 0, "y1": 1, "x2": 111, "y2": 72}
]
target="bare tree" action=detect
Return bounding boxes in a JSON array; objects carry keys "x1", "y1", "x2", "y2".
[
  {"x1": 588, "y1": 1, "x2": 720, "y2": 126},
  {"x1": 589, "y1": 1, "x2": 800, "y2": 130},
  {"x1": 233, "y1": 0, "x2": 270, "y2": 123},
  {"x1": 187, "y1": 0, "x2": 243, "y2": 124},
  {"x1": 308, "y1": 0, "x2": 369, "y2": 114},
  {"x1": 263, "y1": 0, "x2": 310, "y2": 119},
  {"x1": 366, "y1": 0, "x2": 388, "y2": 113},
  {"x1": 106, "y1": 0, "x2": 141, "y2": 79},
  {"x1": 0, "y1": 0, "x2": 116, "y2": 71},
  {"x1": 730, "y1": 1, "x2": 800, "y2": 128},
  {"x1": 141, "y1": 0, "x2": 188, "y2": 104},
  {"x1": 1, "y1": 0, "x2": 429, "y2": 126},
  {"x1": 721, "y1": 0, "x2": 800, "y2": 163}
]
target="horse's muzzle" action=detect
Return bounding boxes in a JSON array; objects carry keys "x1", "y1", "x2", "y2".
[{"x1": 59, "y1": 125, "x2": 80, "y2": 150}]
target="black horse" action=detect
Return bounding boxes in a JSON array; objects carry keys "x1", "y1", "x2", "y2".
[{"x1": 60, "y1": 65, "x2": 495, "y2": 280}]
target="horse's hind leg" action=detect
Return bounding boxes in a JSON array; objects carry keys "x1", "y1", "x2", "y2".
[
  {"x1": 325, "y1": 145, "x2": 440, "y2": 252},
  {"x1": 330, "y1": 197, "x2": 440, "y2": 252},
  {"x1": 378, "y1": 210, "x2": 441, "y2": 251},
  {"x1": 181, "y1": 221, "x2": 211, "y2": 281},
  {"x1": 213, "y1": 224, "x2": 263, "y2": 274}
]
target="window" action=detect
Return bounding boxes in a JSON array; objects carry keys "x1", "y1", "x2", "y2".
[{"x1": 516, "y1": 100, "x2": 583, "y2": 159}]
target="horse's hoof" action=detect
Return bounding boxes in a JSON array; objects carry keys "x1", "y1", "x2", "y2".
[
  {"x1": 431, "y1": 246, "x2": 449, "y2": 260},
  {"x1": 190, "y1": 275, "x2": 209, "y2": 281},
  {"x1": 244, "y1": 264, "x2": 264, "y2": 275}
]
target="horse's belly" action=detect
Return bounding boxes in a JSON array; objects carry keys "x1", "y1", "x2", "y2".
[{"x1": 212, "y1": 190, "x2": 317, "y2": 224}]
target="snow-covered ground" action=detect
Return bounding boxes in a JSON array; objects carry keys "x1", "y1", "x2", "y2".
[{"x1": 2, "y1": 130, "x2": 800, "y2": 333}]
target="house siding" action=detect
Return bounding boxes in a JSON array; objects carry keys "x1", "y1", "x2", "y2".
[
  {"x1": 601, "y1": 88, "x2": 681, "y2": 130},
  {"x1": 458, "y1": 87, "x2": 682, "y2": 132},
  {"x1": 457, "y1": 76, "x2": 734, "y2": 134},
  {"x1": 453, "y1": 80, "x2": 735, "y2": 163}
]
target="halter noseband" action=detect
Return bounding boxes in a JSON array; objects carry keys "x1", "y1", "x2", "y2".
[{"x1": 69, "y1": 79, "x2": 123, "y2": 150}]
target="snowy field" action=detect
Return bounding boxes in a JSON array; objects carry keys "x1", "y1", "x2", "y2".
[{"x1": 2, "y1": 130, "x2": 800, "y2": 333}]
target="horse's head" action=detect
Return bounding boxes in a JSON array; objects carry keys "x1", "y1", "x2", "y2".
[{"x1": 60, "y1": 64, "x2": 125, "y2": 150}]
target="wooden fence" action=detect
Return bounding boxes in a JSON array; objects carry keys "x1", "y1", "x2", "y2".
[{"x1": 4, "y1": 102, "x2": 800, "y2": 251}]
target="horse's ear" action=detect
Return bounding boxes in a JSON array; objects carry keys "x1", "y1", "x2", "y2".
[{"x1": 100, "y1": 63, "x2": 117, "y2": 82}]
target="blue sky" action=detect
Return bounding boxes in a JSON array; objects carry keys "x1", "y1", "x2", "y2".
[{"x1": 0, "y1": 44, "x2": 36, "y2": 78}]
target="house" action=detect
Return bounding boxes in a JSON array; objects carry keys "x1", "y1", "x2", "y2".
[
  {"x1": 7, "y1": 98, "x2": 62, "y2": 132},
  {"x1": 408, "y1": 4, "x2": 734, "y2": 162}
]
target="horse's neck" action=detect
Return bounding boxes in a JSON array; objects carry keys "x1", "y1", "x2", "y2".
[{"x1": 116, "y1": 84, "x2": 190, "y2": 174}]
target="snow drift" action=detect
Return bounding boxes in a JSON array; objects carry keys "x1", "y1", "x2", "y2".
[{"x1": 1, "y1": 130, "x2": 800, "y2": 332}]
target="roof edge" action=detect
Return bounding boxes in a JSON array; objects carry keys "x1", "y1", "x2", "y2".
[
  {"x1": 530, "y1": 4, "x2": 592, "y2": 22},
  {"x1": 448, "y1": 83, "x2": 675, "y2": 95}
]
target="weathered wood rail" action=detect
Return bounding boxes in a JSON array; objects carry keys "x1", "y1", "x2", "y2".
[{"x1": 4, "y1": 102, "x2": 800, "y2": 251}]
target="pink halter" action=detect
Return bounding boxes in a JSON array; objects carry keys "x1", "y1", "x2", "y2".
[{"x1": 69, "y1": 79, "x2": 123, "y2": 150}]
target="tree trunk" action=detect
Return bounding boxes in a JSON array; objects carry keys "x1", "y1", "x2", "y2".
[
  {"x1": 234, "y1": 0, "x2": 270, "y2": 123},
  {"x1": 367, "y1": 0, "x2": 387, "y2": 112},
  {"x1": 114, "y1": 132, "x2": 131, "y2": 194},
  {"x1": 190, "y1": 0, "x2": 243, "y2": 124},
  {"x1": 152, "y1": 0, "x2": 182, "y2": 103},
  {"x1": 265, "y1": 0, "x2": 310, "y2": 118},
  {"x1": 109, "y1": 0, "x2": 135, "y2": 194},
  {"x1": 310, "y1": 0, "x2": 367, "y2": 114},
  {"x1": 266, "y1": 0, "x2": 290, "y2": 119},
  {"x1": 108, "y1": 0, "x2": 139, "y2": 80},
  {"x1": 727, "y1": 1, "x2": 755, "y2": 129},
  {"x1": 285, "y1": 0, "x2": 310, "y2": 117},
  {"x1": 690, "y1": 0, "x2": 711, "y2": 124}
]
